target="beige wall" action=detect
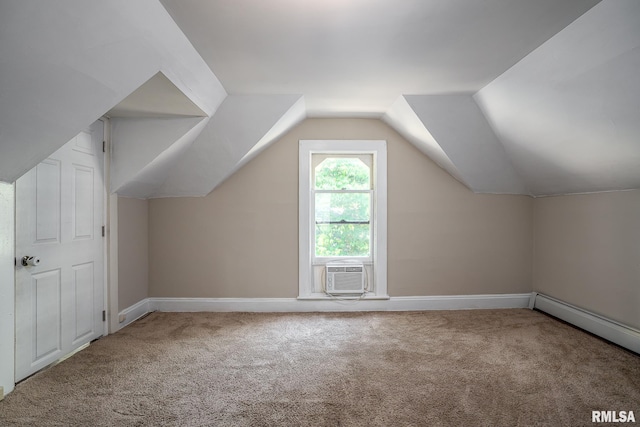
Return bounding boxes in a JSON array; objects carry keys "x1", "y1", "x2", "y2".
[
  {"x1": 148, "y1": 118, "x2": 532, "y2": 298},
  {"x1": 118, "y1": 197, "x2": 149, "y2": 310},
  {"x1": 388, "y1": 137, "x2": 532, "y2": 296},
  {"x1": 533, "y1": 190, "x2": 640, "y2": 329}
]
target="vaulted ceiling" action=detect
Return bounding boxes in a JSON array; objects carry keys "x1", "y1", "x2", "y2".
[{"x1": 1, "y1": 0, "x2": 638, "y2": 198}]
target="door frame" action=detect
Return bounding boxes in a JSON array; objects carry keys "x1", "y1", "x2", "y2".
[
  {"x1": 104, "y1": 116, "x2": 121, "y2": 335},
  {"x1": 101, "y1": 116, "x2": 112, "y2": 337},
  {"x1": 0, "y1": 182, "x2": 16, "y2": 395}
]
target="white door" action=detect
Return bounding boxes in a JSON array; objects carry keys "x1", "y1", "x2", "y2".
[{"x1": 15, "y1": 120, "x2": 106, "y2": 381}]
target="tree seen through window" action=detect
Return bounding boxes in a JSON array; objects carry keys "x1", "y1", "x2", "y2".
[{"x1": 314, "y1": 157, "x2": 372, "y2": 257}]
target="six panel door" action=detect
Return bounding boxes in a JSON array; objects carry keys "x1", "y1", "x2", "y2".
[{"x1": 15, "y1": 120, "x2": 105, "y2": 381}]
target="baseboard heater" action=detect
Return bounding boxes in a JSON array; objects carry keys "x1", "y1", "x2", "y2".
[{"x1": 531, "y1": 292, "x2": 640, "y2": 355}]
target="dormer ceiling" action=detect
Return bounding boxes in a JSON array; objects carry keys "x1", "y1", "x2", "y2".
[
  {"x1": 106, "y1": 73, "x2": 207, "y2": 119},
  {"x1": 2, "y1": 0, "x2": 639, "y2": 198},
  {"x1": 0, "y1": 0, "x2": 226, "y2": 185}
]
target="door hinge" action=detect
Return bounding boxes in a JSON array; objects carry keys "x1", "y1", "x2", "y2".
[
  {"x1": 102, "y1": 310, "x2": 106, "y2": 322},
  {"x1": 102, "y1": 141, "x2": 106, "y2": 153},
  {"x1": 102, "y1": 226, "x2": 105, "y2": 237}
]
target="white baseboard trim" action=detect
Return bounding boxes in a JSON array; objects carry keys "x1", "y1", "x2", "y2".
[
  {"x1": 149, "y1": 293, "x2": 531, "y2": 313},
  {"x1": 532, "y1": 293, "x2": 640, "y2": 354},
  {"x1": 118, "y1": 298, "x2": 152, "y2": 330},
  {"x1": 116, "y1": 293, "x2": 640, "y2": 355}
]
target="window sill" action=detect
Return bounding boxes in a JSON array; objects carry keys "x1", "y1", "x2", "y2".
[{"x1": 297, "y1": 293, "x2": 390, "y2": 301}]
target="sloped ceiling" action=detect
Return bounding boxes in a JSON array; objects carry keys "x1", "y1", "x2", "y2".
[
  {"x1": 0, "y1": 0, "x2": 225, "y2": 183},
  {"x1": 154, "y1": 95, "x2": 304, "y2": 198},
  {"x1": 160, "y1": 0, "x2": 599, "y2": 117},
  {"x1": 382, "y1": 96, "x2": 465, "y2": 186},
  {"x1": 107, "y1": 73, "x2": 207, "y2": 118},
  {"x1": 157, "y1": 0, "x2": 637, "y2": 198},
  {"x1": 475, "y1": 0, "x2": 640, "y2": 195},
  {"x1": 403, "y1": 94, "x2": 529, "y2": 195},
  {"x1": 110, "y1": 115, "x2": 209, "y2": 196},
  {"x1": 4, "y1": 0, "x2": 639, "y2": 198}
]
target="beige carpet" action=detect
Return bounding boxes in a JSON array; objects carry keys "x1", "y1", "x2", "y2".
[{"x1": 1, "y1": 309, "x2": 639, "y2": 426}]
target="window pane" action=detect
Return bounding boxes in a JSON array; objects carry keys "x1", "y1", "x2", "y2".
[
  {"x1": 315, "y1": 192, "x2": 370, "y2": 257},
  {"x1": 315, "y1": 157, "x2": 370, "y2": 190},
  {"x1": 315, "y1": 192, "x2": 370, "y2": 224},
  {"x1": 315, "y1": 224, "x2": 370, "y2": 257}
]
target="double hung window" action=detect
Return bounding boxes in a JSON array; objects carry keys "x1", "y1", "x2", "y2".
[
  {"x1": 299, "y1": 140, "x2": 387, "y2": 299},
  {"x1": 313, "y1": 155, "x2": 372, "y2": 259}
]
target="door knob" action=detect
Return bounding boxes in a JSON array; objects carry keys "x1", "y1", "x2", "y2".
[{"x1": 21, "y1": 256, "x2": 40, "y2": 267}]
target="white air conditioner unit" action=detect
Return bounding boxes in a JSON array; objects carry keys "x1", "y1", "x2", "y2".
[{"x1": 325, "y1": 263, "x2": 365, "y2": 294}]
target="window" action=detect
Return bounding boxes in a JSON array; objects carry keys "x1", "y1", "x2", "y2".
[
  {"x1": 299, "y1": 140, "x2": 387, "y2": 299},
  {"x1": 314, "y1": 155, "x2": 372, "y2": 258}
]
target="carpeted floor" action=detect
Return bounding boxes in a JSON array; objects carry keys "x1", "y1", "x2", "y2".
[{"x1": 1, "y1": 309, "x2": 639, "y2": 426}]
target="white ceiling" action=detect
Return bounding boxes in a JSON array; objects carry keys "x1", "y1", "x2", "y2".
[
  {"x1": 475, "y1": 0, "x2": 640, "y2": 195},
  {"x1": 0, "y1": 0, "x2": 225, "y2": 184},
  {"x1": 2, "y1": 0, "x2": 639, "y2": 198},
  {"x1": 160, "y1": 0, "x2": 599, "y2": 117}
]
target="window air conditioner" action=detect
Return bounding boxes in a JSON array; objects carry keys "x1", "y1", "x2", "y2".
[{"x1": 325, "y1": 263, "x2": 365, "y2": 294}]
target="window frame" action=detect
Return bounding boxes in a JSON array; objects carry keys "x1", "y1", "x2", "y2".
[{"x1": 299, "y1": 140, "x2": 388, "y2": 299}]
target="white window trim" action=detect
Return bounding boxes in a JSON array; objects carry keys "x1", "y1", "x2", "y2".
[{"x1": 299, "y1": 140, "x2": 388, "y2": 299}]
